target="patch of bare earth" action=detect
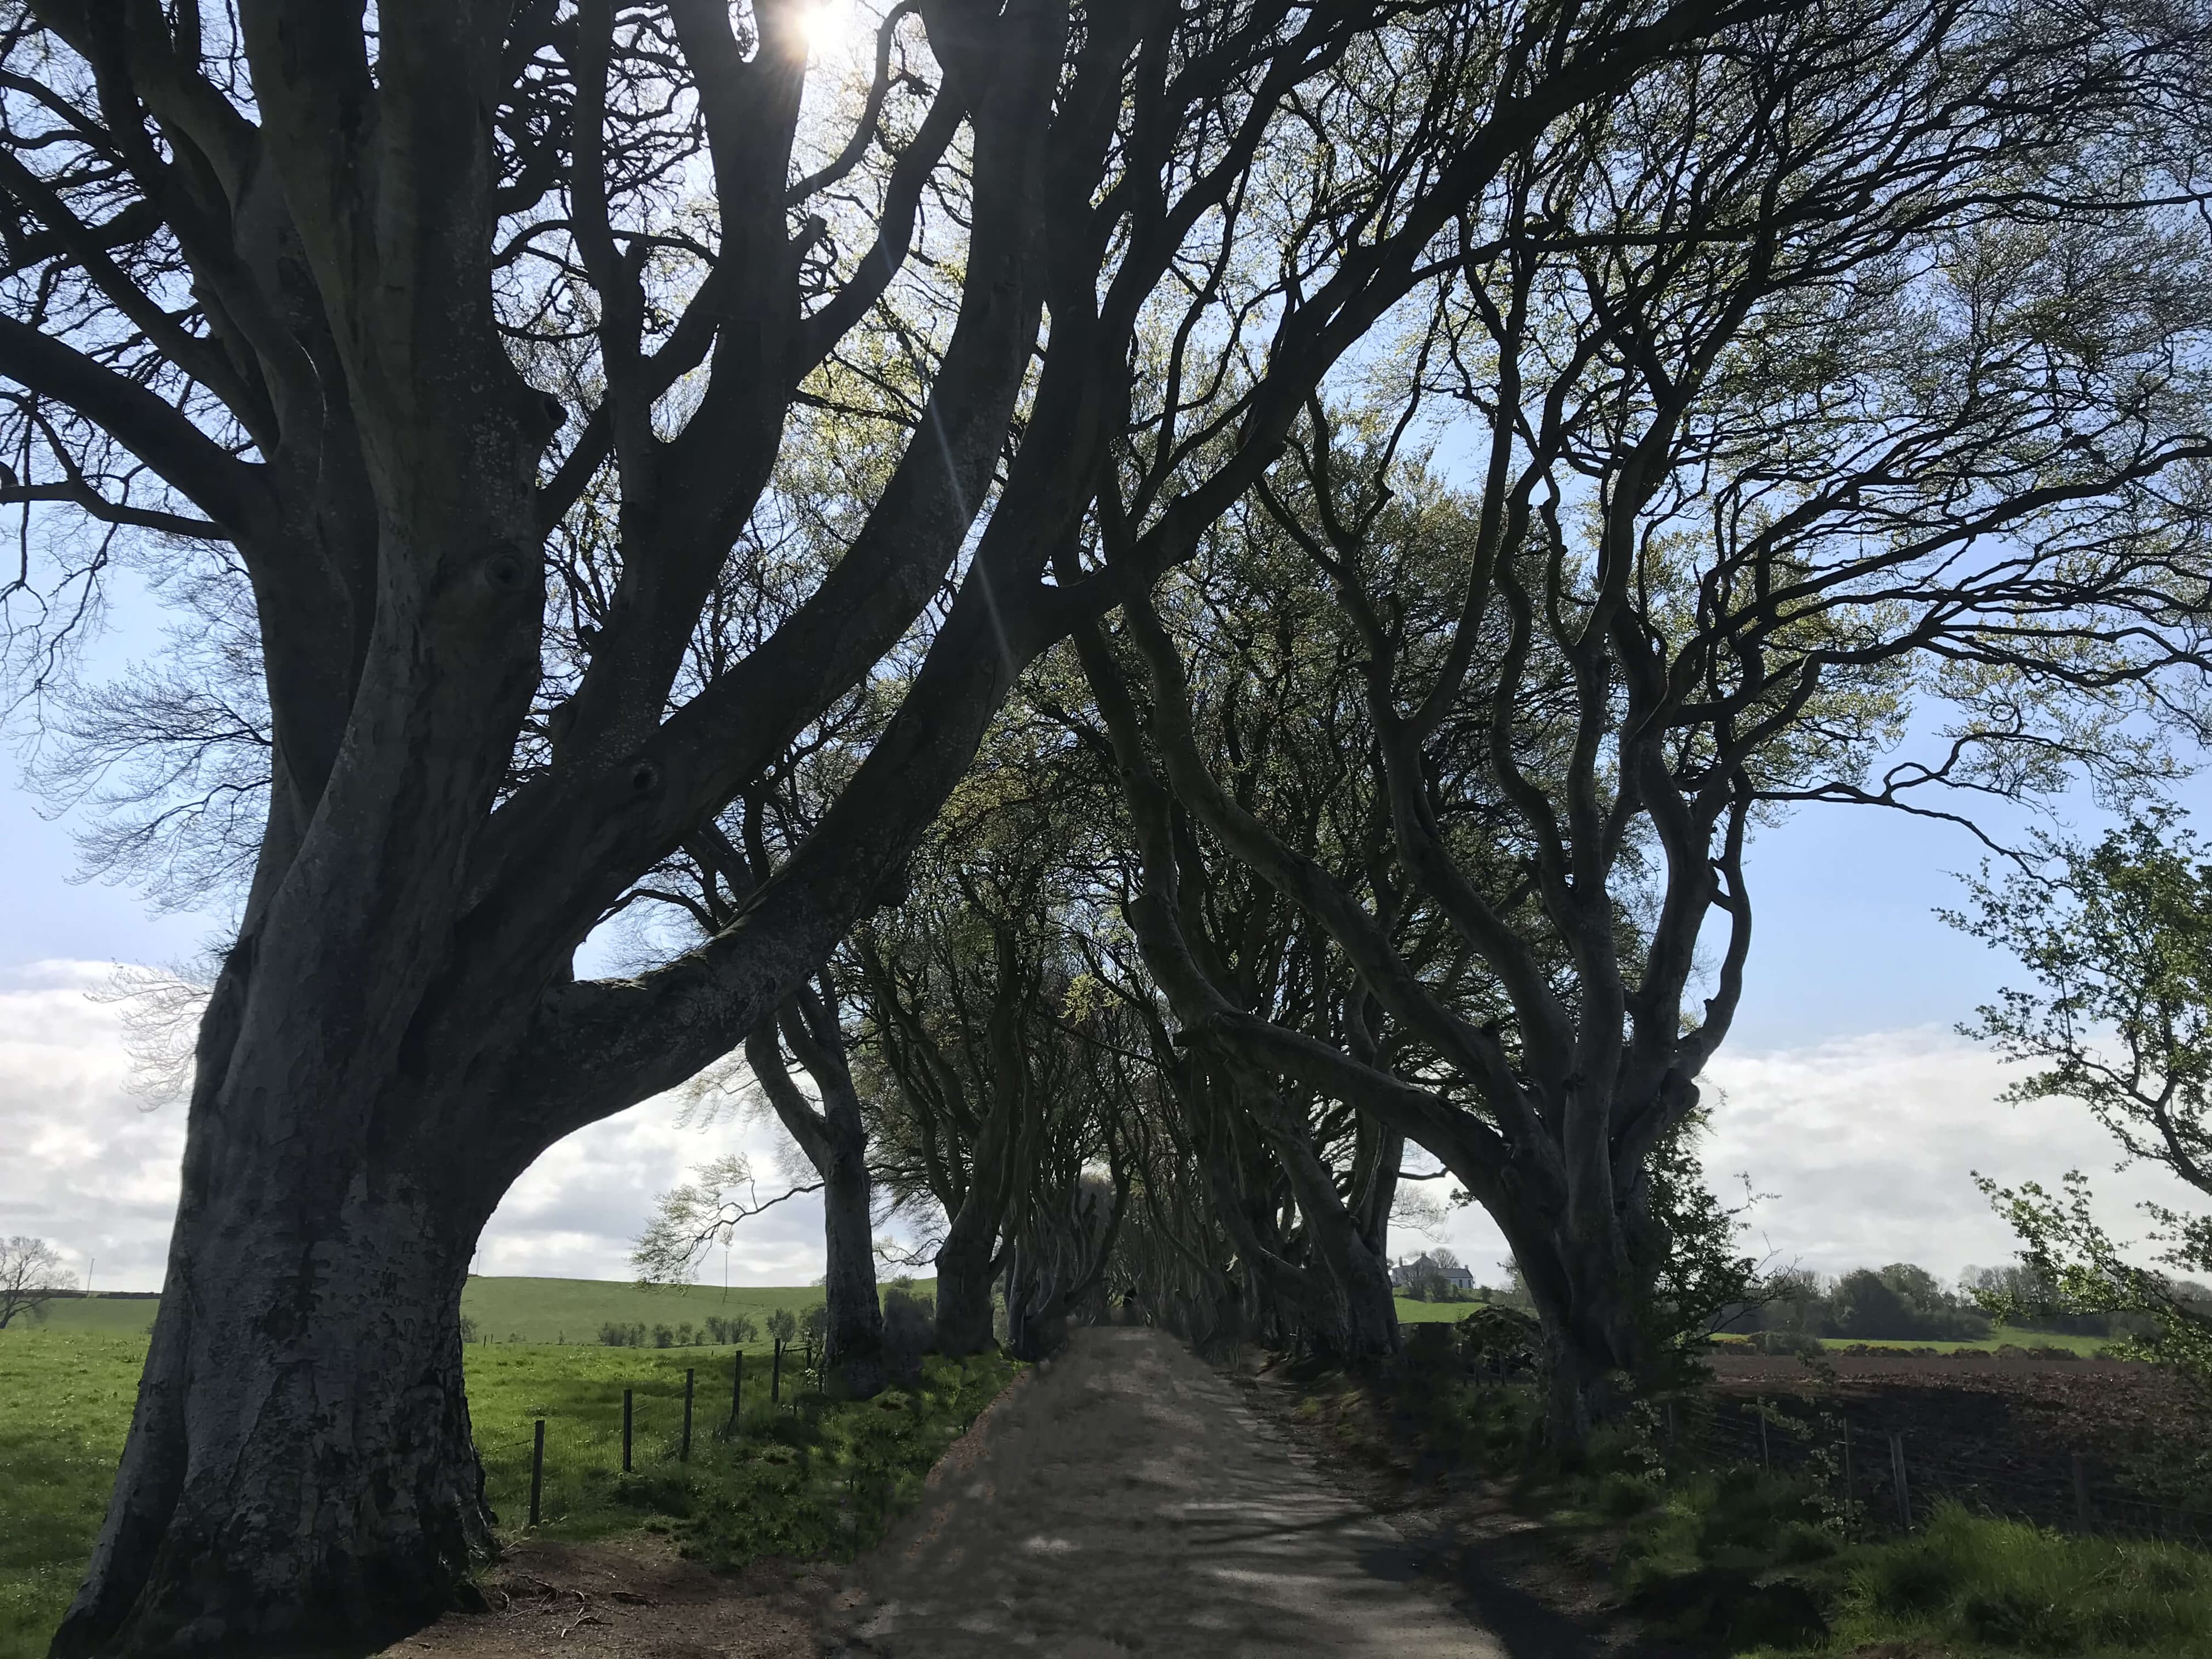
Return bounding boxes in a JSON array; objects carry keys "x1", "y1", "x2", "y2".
[{"x1": 373, "y1": 1535, "x2": 836, "y2": 1659}]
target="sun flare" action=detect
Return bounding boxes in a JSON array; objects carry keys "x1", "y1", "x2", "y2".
[{"x1": 797, "y1": 1, "x2": 857, "y2": 57}]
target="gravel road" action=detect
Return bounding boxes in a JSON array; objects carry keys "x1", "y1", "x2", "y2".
[{"x1": 825, "y1": 1325, "x2": 1502, "y2": 1657}]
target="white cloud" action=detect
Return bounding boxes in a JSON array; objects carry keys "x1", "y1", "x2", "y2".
[
  {"x1": 1425, "y1": 1027, "x2": 2205, "y2": 1290},
  {"x1": 3, "y1": 964, "x2": 2198, "y2": 1296},
  {"x1": 0, "y1": 960, "x2": 179, "y2": 1291},
  {"x1": 474, "y1": 1098, "x2": 825, "y2": 1285},
  {"x1": 0, "y1": 961, "x2": 827, "y2": 1290},
  {"x1": 1703, "y1": 1026, "x2": 2199, "y2": 1283}
]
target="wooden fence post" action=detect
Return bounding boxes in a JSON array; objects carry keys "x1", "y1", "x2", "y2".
[
  {"x1": 622, "y1": 1388, "x2": 634, "y2": 1474},
  {"x1": 729, "y1": 1349, "x2": 743, "y2": 1429},
  {"x1": 681, "y1": 1368, "x2": 695, "y2": 1463},
  {"x1": 772, "y1": 1338, "x2": 783, "y2": 1405},
  {"x1": 1889, "y1": 1433, "x2": 1911, "y2": 1530},
  {"x1": 1758, "y1": 1398, "x2": 1771, "y2": 1472},
  {"x1": 2073, "y1": 1452, "x2": 2093, "y2": 1532},
  {"x1": 528, "y1": 1419, "x2": 544, "y2": 1528}
]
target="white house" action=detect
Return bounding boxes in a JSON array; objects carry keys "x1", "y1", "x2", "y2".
[{"x1": 1389, "y1": 1251, "x2": 1475, "y2": 1293}]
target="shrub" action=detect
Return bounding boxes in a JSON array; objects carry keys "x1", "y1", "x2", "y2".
[{"x1": 881, "y1": 1289, "x2": 933, "y2": 1384}]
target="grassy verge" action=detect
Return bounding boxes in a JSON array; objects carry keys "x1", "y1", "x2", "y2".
[
  {"x1": 1285, "y1": 1345, "x2": 2212, "y2": 1656},
  {"x1": 0, "y1": 1329, "x2": 1013, "y2": 1659}
]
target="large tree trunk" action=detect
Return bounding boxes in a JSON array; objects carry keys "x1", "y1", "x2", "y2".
[
  {"x1": 748, "y1": 1003, "x2": 885, "y2": 1399},
  {"x1": 51, "y1": 1100, "x2": 497, "y2": 1658},
  {"x1": 932, "y1": 1209, "x2": 999, "y2": 1357},
  {"x1": 819, "y1": 1125, "x2": 885, "y2": 1397},
  {"x1": 1248, "y1": 1093, "x2": 1400, "y2": 1362},
  {"x1": 1499, "y1": 1206, "x2": 1650, "y2": 1449}
]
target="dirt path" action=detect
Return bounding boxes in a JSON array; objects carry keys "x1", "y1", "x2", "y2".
[
  {"x1": 822, "y1": 1325, "x2": 1502, "y2": 1657},
  {"x1": 375, "y1": 1536, "x2": 830, "y2": 1658}
]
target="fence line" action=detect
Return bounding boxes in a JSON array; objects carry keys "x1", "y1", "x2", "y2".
[{"x1": 1679, "y1": 1393, "x2": 2212, "y2": 1546}]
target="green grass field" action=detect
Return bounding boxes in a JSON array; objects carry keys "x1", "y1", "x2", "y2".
[
  {"x1": 21, "y1": 1274, "x2": 939, "y2": 1346},
  {"x1": 0, "y1": 1279, "x2": 997, "y2": 1659},
  {"x1": 1395, "y1": 1296, "x2": 1478, "y2": 1324}
]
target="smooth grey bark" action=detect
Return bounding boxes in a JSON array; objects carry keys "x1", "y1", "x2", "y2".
[{"x1": 744, "y1": 985, "x2": 884, "y2": 1398}]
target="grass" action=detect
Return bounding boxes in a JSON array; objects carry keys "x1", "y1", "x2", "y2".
[
  {"x1": 0, "y1": 1297, "x2": 1008, "y2": 1659},
  {"x1": 0, "y1": 1334, "x2": 138, "y2": 1659},
  {"x1": 1316, "y1": 1337, "x2": 2212, "y2": 1657},
  {"x1": 1604, "y1": 1468, "x2": 2212, "y2": 1656},
  {"x1": 1394, "y1": 1295, "x2": 1516, "y2": 1324},
  {"x1": 21, "y1": 1274, "x2": 937, "y2": 1346},
  {"x1": 1821, "y1": 1502, "x2": 2212, "y2": 1655},
  {"x1": 6, "y1": 1298, "x2": 159, "y2": 1338}
]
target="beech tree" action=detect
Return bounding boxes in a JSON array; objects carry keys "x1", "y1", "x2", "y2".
[
  {"x1": 1075, "y1": 3, "x2": 2212, "y2": 1436},
  {"x1": 0, "y1": 2, "x2": 1798, "y2": 1649},
  {"x1": 1956, "y1": 815, "x2": 2212, "y2": 1386}
]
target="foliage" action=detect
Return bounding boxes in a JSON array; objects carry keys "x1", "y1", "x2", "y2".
[
  {"x1": 1828, "y1": 1267, "x2": 1992, "y2": 1344},
  {"x1": 1296, "y1": 1338, "x2": 2212, "y2": 1657},
  {"x1": 1974, "y1": 1172, "x2": 2212, "y2": 1395},
  {"x1": 1952, "y1": 814, "x2": 2212, "y2": 1392},
  {"x1": 1071, "y1": 0, "x2": 2212, "y2": 1434},
  {"x1": 1639, "y1": 1117, "x2": 1774, "y2": 1377}
]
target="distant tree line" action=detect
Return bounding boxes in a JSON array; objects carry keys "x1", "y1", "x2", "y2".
[{"x1": 1730, "y1": 1262, "x2": 2212, "y2": 1347}]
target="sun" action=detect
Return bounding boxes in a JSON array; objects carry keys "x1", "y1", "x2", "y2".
[{"x1": 797, "y1": 1, "x2": 858, "y2": 57}]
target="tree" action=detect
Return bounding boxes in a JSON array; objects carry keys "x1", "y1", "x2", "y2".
[
  {"x1": 0, "y1": 1237, "x2": 73, "y2": 1329},
  {"x1": 0, "y1": 5, "x2": 1764, "y2": 1647},
  {"x1": 1077, "y1": 2, "x2": 2212, "y2": 1440},
  {"x1": 1956, "y1": 815, "x2": 2212, "y2": 1385}
]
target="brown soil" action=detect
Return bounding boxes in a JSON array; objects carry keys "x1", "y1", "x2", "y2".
[
  {"x1": 372, "y1": 1535, "x2": 835, "y2": 1658},
  {"x1": 1705, "y1": 1349, "x2": 2212, "y2": 1526}
]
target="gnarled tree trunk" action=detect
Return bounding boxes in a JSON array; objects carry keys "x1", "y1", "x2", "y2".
[{"x1": 54, "y1": 1065, "x2": 506, "y2": 1657}]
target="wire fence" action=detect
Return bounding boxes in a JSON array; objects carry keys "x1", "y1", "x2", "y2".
[
  {"x1": 1679, "y1": 1393, "x2": 2212, "y2": 1547},
  {"x1": 1394, "y1": 1320, "x2": 2212, "y2": 1547}
]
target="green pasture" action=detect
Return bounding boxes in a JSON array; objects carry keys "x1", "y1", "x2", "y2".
[
  {"x1": 24, "y1": 1274, "x2": 938, "y2": 1346},
  {"x1": 11, "y1": 1297, "x2": 160, "y2": 1337},
  {"x1": 0, "y1": 1291, "x2": 1002, "y2": 1659}
]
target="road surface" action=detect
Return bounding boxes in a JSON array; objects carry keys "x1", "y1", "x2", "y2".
[{"x1": 825, "y1": 1325, "x2": 1502, "y2": 1657}]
